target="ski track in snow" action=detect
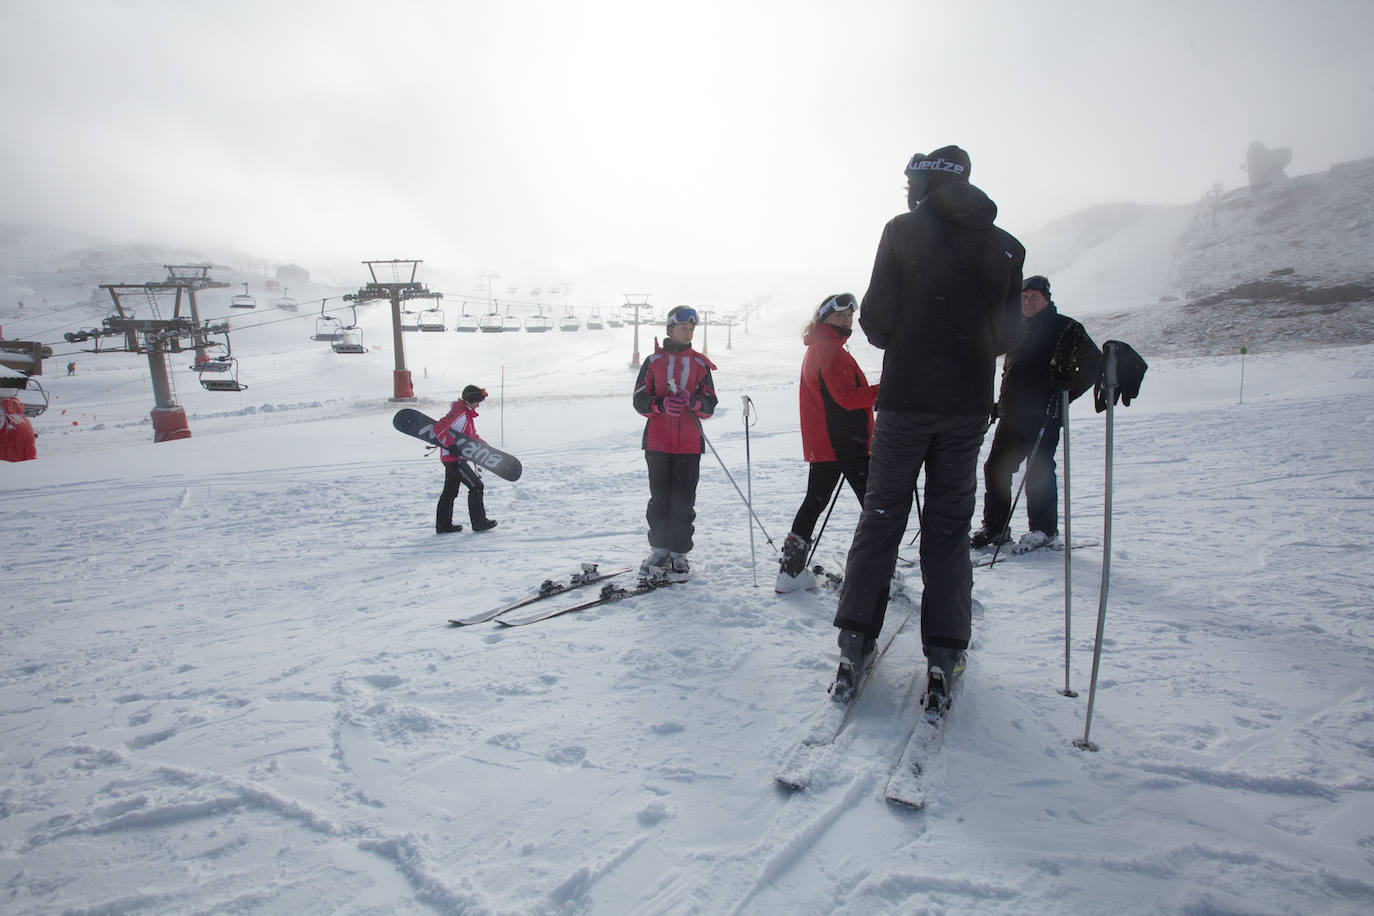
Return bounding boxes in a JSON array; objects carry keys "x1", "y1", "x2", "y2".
[{"x1": 4, "y1": 298, "x2": 1374, "y2": 913}]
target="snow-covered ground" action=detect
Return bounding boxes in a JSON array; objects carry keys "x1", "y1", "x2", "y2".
[{"x1": 3, "y1": 265, "x2": 1373, "y2": 914}]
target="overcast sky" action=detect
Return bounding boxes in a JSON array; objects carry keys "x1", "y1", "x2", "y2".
[{"x1": 2, "y1": 0, "x2": 1372, "y2": 286}]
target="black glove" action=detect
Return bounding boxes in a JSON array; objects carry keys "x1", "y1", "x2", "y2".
[{"x1": 989, "y1": 402, "x2": 999, "y2": 424}]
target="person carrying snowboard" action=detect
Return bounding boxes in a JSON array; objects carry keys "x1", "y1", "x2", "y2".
[
  {"x1": 776, "y1": 292, "x2": 878, "y2": 593},
  {"x1": 433, "y1": 384, "x2": 499, "y2": 534},
  {"x1": 632, "y1": 306, "x2": 718, "y2": 579}
]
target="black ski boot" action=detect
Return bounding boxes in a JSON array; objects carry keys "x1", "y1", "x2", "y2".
[
  {"x1": 970, "y1": 525, "x2": 1010, "y2": 549},
  {"x1": 831, "y1": 629, "x2": 875, "y2": 704},
  {"x1": 923, "y1": 646, "x2": 966, "y2": 719}
]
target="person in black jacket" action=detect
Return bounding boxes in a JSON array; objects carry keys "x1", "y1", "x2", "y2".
[
  {"x1": 972, "y1": 275, "x2": 1100, "y2": 553},
  {"x1": 830, "y1": 145, "x2": 1025, "y2": 707}
]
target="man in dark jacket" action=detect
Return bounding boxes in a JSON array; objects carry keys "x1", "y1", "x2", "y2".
[
  {"x1": 831, "y1": 145, "x2": 1025, "y2": 708},
  {"x1": 972, "y1": 275, "x2": 1100, "y2": 552}
]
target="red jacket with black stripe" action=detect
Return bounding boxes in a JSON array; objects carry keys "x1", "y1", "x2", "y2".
[{"x1": 632, "y1": 340, "x2": 718, "y2": 454}]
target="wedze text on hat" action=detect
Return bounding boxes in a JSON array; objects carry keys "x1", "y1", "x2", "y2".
[{"x1": 906, "y1": 157, "x2": 966, "y2": 175}]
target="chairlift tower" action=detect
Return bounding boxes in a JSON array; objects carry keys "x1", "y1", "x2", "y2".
[
  {"x1": 151, "y1": 265, "x2": 229, "y2": 368},
  {"x1": 99, "y1": 283, "x2": 209, "y2": 441},
  {"x1": 625, "y1": 293, "x2": 653, "y2": 367},
  {"x1": 346, "y1": 259, "x2": 442, "y2": 401}
]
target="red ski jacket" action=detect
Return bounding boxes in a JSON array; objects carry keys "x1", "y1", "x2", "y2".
[
  {"x1": 432, "y1": 399, "x2": 480, "y2": 464},
  {"x1": 799, "y1": 323, "x2": 878, "y2": 463},
  {"x1": 632, "y1": 340, "x2": 718, "y2": 454}
]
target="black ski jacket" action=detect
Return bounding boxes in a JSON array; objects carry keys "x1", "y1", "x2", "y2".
[
  {"x1": 858, "y1": 181, "x2": 1025, "y2": 417},
  {"x1": 995, "y1": 304, "x2": 1099, "y2": 432}
]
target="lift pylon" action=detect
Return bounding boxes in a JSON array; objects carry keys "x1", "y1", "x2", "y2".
[{"x1": 345, "y1": 259, "x2": 442, "y2": 402}]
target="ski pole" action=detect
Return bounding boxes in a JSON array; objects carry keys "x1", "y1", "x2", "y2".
[
  {"x1": 686, "y1": 407, "x2": 778, "y2": 551},
  {"x1": 987, "y1": 392, "x2": 1060, "y2": 568},
  {"x1": 1076, "y1": 346, "x2": 1118, "y2": 751},
  {"x1": 804, "y1": 475, "x2": 845, "y2": 569},
  {"x1": 743, "y1": 395, "x2": 758, "y2": 586},
  {"x1": 906, "y1": 474, "x2": 924, "y2": 546},
  {"x1": 1058, "y1": 388, "x2": 1077, "y2": 698}
]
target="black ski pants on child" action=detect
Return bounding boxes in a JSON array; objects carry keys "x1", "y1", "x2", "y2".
[
  {"x1": 437, "y1": 460, "x2": 489, "y2": 530},
  {"x1": 644, "y1": 450, "x2": 701, "y2": 554}
]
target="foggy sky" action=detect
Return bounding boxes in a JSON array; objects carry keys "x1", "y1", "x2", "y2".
[{"x1": 2, "y1": 0, "x2": 1371, "y2": 284}]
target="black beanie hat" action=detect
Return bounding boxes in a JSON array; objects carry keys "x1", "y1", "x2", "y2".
[
  {"x1": 904, "y1": 145, "x2": 971, "y2": 181},
  {"x1": 462, "y1": 384, "x2": 487, "y2": 403},
  {"x1": 1022, "y1": 275, "x2": 1051, "y2": 298}
]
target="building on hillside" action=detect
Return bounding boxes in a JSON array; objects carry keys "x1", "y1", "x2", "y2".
[{"x1": 276, "y1": 264, "x2": 310, "y2": 285}]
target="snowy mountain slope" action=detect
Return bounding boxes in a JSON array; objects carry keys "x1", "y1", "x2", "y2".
[{"x1": 5, "y1": 264, "x2": 1374, "y2": 913}]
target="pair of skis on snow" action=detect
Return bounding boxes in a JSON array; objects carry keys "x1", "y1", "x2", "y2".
[
  {"x1": 774, "y1": 598, "x2": 983, "y2": 809},
  {"x1": 449, "y1": 563, "x2": 680, "y2": 627}
]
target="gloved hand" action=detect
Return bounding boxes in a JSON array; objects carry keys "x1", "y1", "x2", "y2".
[
  {"x1": 989, "y1": 402, "x2": 999, "y2": 424},
  {"x1": 663, "y1": 392, "x2": 688, "y2": 416}
]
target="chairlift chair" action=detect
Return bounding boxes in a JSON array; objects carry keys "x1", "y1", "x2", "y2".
[
  {"x1": 525, "y1": 307, "x2": 554, "y2": 333},
  {"x1": 606, "y1": 308, "x2": 624, "y2": 328},
  {"x1": 332, "y1": 305, "x2": 367, "y2": 353},
  {"x1": 418, "y1": 306, "x2": 446, "y2": 332},
  {"x1": 400, "y1": 307, "x2": 420, "y2": 332},
  {"x1": 332, "y1": 327, "x2": 367, "y2": 354},
  {"x1": 11, "y1": 378, "x2": 49, "y2": 417},
  {"x1": 230, "y1": 282, "x2": 257, "y2": 309},
  {"x1": 478, "y1": 306, "x2": 504, "y2": 333},
  {"x1": 275, "y1": 287, "x2": 299, "y2": 311},
  {"x1": 559, "y1": 309, "x2": 581, "y2": 332},
  {"x1": 586, "y1": 308, "x2": 604, "y2": 330},
  {"x1": 501, "y1": 306, "x2": 521, "y2": 333},
  {"x1": 200, "y1": 359, "x2": 247, "y2": 391},
  {"x1": 455, "y1": 302, "x2": 479, "y2": 332},
  {"x1": 313, "y1": 315, "x2": 344, "y2": 342}
]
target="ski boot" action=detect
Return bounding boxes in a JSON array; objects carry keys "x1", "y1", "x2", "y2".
[
  {"x1": 970, "y1": 525, "x2": 1011, "y2": 549},
  {"x1": 638, "y1": 548, "x2": 670, "y2": 581},
  {"x1": 774, "y1": 532, "x2": 818, "y2": 593},
  {"x1": 923, "y1": 646, "x2": 966, "y2": 720},
  {"x1": 830, "y1": 629, "x2": 875, "y2": 704}
]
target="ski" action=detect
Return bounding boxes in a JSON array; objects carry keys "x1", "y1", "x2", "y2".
[
  {"x1": 882, "y1": 698, "x2": 951, "y2": 809},
  {"x1": 495, "y1": 575, "x2": 682, "y2": 627},
  {"x1": 449, "y1": 564, "x2": 632, "y2": 626},
  {"x1": 884, "y1": 598, "x2": 982, "y2": 809},
  {"x1": 774, "y1": 596, "x2": 919, "y2": 791},
  {"x1": 972, "y1": 537, "x2": 1099, "y2": 568}
]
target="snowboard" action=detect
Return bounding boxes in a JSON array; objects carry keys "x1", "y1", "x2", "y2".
[{"x1": 392, "y1": 408, "x2": 523, "y2": 481}]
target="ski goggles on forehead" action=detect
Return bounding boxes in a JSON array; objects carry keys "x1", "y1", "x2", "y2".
[
  {"x1": 667, "y1": 306, "x2": 698, "y2": 325},
  {"x1": 819, "y1": 294, "x2": 858, "y2": 318}
]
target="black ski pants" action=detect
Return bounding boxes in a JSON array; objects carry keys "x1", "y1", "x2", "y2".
[
  {"x1": 645, "y1": 450, "x2": 701, "y2": 554},
  {"x1": 980, "y1": 414, "x2": 1061, "y2": 538},
  {"x1": 833, "y1": 411, "x2": 987, "y2": 653},
  {"x1": 437, "y1": 460, "x2": 489, "y2": 529},
  {"x1": 789, "y1": 455, "x2": 869, "y2": 542}
]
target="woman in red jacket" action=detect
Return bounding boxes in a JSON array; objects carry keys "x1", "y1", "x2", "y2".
[{"x1": 777, "y1": 293, "x2": 878, "y2": 592}]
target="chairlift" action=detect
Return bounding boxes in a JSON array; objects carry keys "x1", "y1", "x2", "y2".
[
  {"x1": 606, "y1": 308, "x2": 624, "y2": 328},
  {"x1": 501, "y1": 305, "x2": 521, "y2": 333},
  {"x1": 559, "y1": 308, "x2": 581, "y2": 332},
  {"x1": 454, "y1": 302, "x2": 479, "y2": 332},
  {"x1": 312, "y1": 300, "x2": 344, "y2": 341},
  {"x1": 196, "y1": 328, "x2": 247, "y2": 391},
  {"x1": 275, "y1": 287, "x2": 298, "y2": 311},
  {"x1": 525, "y1": 306, "x2": 554, "y2": 333},
  {"x1": 332, "y1": 305, "x2": 367, "y2": 353},
  {"x1": 5, "y1": 377, "x2": 50, "y2": 417},
  {"x1": 478, "y1": 303, "x2": 504, "y2": 333},
  {"x1": 418, "y1": 306, "x2": 446, "y2": 332},
  {"x1": 586, "y1": 308, "x2": 605, "y2": 330},
  {"x1": 230, "y1": 282, "x2": 257, "y2": 309},
  {"x1": 400, "y1": 307, "x2": 420, "y2": 332}
]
